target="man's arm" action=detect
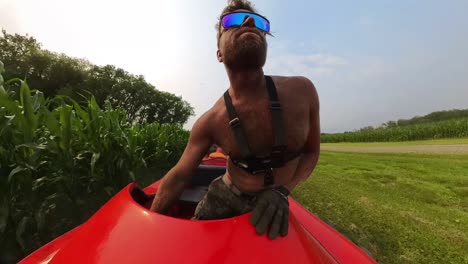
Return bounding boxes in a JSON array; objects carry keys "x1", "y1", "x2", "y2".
[
  {"x1": 150, "y1": 113, "x2": 212, "y2": 213},
  {"x1": 285, "y1": 77, "x2": 320, "y2": 192}
]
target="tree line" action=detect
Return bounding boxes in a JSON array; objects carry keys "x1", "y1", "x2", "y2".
[
  {"x1": 328, "y1": 108, "x2": 468, "y2": 135},
  {"x1": 321, "y1": 118, "x2": 468, "y2": 143},
  {"x1": 380, "y1": 109, "x2": 468, "y2": 129},
  {"x1": 0, "y1": 30, "x2": 194, "y2": 125},
  {"x1": 321, "y1": 108, "x2": 468, "y2": 142}
]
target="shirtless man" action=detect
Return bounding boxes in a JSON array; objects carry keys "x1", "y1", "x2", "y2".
[{"x1": 150, "y1": 0, "x2": 320, "y2": 240}]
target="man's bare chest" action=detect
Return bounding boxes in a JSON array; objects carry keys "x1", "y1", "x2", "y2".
[{"x1": 213, "y1": 94, "x2": 309, "y2": 158}]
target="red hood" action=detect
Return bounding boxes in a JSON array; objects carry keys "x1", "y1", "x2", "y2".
[
  {"x1": 45, "y1": 184, "x2": 336, "y2": 264},
  {"x1": 21, "y1": 181, "x2": 376, "y2": 264}
]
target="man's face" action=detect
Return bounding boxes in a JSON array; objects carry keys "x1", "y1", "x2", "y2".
[{"x1": 217, "y1": 9, "x2": 268, "y2": 70}]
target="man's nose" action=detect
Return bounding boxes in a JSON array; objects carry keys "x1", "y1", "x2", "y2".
[{"x1": 240, "y1": 15, "x2": 256, "y2": 28}]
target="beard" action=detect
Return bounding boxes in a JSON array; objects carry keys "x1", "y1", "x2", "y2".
[{"x1": 222, "y1": 31, "x2": 267, "y2": 70}]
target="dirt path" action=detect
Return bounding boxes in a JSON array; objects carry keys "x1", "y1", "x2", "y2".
[{"x1": 321, "y1": 144, "x2": 468, "y2": 154}]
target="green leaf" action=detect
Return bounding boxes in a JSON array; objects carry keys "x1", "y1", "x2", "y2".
[
  {"x1": 32, "y1": 176, "x2": 48, "y2": 191},
  {"x1": 104, "y1": 187, "x2": 114, "y2": 197},
  {"x1": 7, "y1": 167, "x2": 28, "y2": 183},
  {"x1": 71, "y1": 100, "x2": 89, "y2": 124},
  {"x1": 91, "y1": 152, "x2": 100, "y2": 176},
  {"x1": 15, "y1": 143, "x2": 47, "y2": 150},
  {"x1": 59, "y1": 105, "x2": 73, "y2": 151},
  {"x1": 0, "y1": 193, "x2": 8, "y2": 236},
  {"x1": 15, "y1": 217, "x2": 29, "y2": 251},
  {"x1": 19, "y1": 81, "x2": 39, "y2": 142},
  {"x1": 0, "y1": 60, "x2": 4, "y2": 94},
  {"x1": 129, "y1": 171, "x2": 136, "y2": 182},
  {"x1": 43, "y1": 107, "x2": 60, "y2": 134},
  {"x1": 15, "y1": 216, "x2": 39, "y2": 253}
]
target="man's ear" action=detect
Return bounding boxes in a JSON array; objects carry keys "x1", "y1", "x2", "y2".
[{"x1": 217, "y1": 50, "x2": 223, "y2": 63}]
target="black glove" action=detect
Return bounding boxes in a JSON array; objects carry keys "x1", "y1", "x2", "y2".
[{"x1": 249, "y1": 185, "x2": 290, "y2": 239}]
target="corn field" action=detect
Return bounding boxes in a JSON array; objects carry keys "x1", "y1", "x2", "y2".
[
  {"x1": 321, "y1": 119, "x2": 468, "y2": 143},
  {"x1": 0, "y1": 63, "x2": 189, "y2": 263}
]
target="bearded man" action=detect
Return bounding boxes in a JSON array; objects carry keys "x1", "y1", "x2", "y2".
[{"x1": 150, "y1": 0, "x2": 320, "y2": 240}]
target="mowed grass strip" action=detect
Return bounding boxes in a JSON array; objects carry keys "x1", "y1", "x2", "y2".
[
  {"x1": 321, "y1": 137, "x2": 468, "y2": 147},
  {"x1": 292, "y1": 151, "x2": 468, "y2": 264}
]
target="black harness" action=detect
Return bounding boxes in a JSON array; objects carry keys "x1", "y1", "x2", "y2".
[{"x1": 223, "y1": 75, "x2": 303, "y2": 186}]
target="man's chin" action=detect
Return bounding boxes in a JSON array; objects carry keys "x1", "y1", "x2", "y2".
[
  {"x1": 223, "y1": 40, "x2": 267, "y2": 70},
  {"x1": 239, "y1": 31, "x2": 261, "y2": 38},
  {"x1": 224, "y1": 56, "x2": 266, "y2": 70}
]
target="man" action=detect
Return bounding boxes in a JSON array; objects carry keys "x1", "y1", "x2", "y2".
[{"x1": 150, "y1": 0, "x2": 320, "y2": 240}]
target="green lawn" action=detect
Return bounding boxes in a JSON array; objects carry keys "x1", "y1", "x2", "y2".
[
  {"x1": 292, "y1": 151, "x2": 468, "y2": 264},
  {"x1": 320, "y1": 137, "x2": 468, "y2": 147}
]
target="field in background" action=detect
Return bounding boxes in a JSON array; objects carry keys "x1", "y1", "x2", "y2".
[
  {"x1": 292, "y1": 151, "x2": 468, "y2": 264},
  {"x1": 321, "y1": 137, "x2": 468, "y2": 147},
  {"x1": 321, "y1": 119, "x2": 468, "y2": 143}
]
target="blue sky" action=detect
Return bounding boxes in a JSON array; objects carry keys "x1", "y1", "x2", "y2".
[{"x1": 1, "y1": 0, "x2": 467, "y2": 132}]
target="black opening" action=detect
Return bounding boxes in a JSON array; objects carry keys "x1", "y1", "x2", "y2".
[{"x1": 131, "y1": 165, "x2": 227, "y2": 219}]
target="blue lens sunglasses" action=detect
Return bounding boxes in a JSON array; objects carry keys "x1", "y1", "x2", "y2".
[{"x1": 221, "y1": 11, "x2": 271, "y2": 33}]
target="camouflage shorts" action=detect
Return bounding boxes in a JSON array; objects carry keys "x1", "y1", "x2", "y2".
[{"x1": 192, "y1": 176, "x2": 257, "y2": 220}]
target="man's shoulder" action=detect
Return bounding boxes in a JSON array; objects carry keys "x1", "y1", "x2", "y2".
[
  {"x1": 193, "y1": 98, "x2": 226, "y2": 131},
  {"x1": 273, "y1": 75, "x2": 317, "y2": 98}
]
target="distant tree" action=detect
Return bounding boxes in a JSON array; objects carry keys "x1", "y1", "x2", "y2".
[
  {"x1": 0, "y1": 60, "x2": 4, "y2": 93},
  {"x1": 81, "y1": 65, "x2": 194, "y2": 124},
  {"x1": 359, "y1": 126, "x2": 374, "y2": 132},
  {"x1": 382, "y1": 121, "x2": 397, "y2": 128},
  {"x1": 354, "y1": 108, "x2": 468, "y2": 132},
  {"x1": 0, "y1": 30, "x2": 194, "y2": 125},
  {"x1": 396, "y1": 119, "x2": 409, "y2": 126}
]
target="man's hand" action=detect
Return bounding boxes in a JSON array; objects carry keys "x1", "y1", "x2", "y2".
[
  {"x1": 249, "y1": 185, "x2": 290, "y2": 239},
  {"x1": 150, "y1": 111, "x2": 213, "y2": 213}
]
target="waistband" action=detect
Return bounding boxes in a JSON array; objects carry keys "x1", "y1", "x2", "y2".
[{"x1": 222, "y1": 175, "x2": 258, "y2": 199}]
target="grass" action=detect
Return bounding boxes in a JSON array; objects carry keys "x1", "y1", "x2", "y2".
[
  {"x1": 321, "y1": 137, "x2": 468, "y2": 147},
  {"x1": 292, "y1": 151, "x2": 468, "y2": 264}
]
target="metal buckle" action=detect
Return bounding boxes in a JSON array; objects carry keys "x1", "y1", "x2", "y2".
[
  {"x1": 270, "y1": 101, "x2": 281, "y2": 110},
  {"x1": 252, "y1": 167, "x2": 272, "y2": 175},
  {"x1": 252, "y1": 169, "x2": 265, "y2": 175},
  {"x1": 229, "y1": 117, "x2": 240, "y2": 128},
  {"x1": 271, "y1": 147, "x2": 285, "y2": 161},
  {"x1": 237, "y1": 161, "x2": 248, "y2": 169}
]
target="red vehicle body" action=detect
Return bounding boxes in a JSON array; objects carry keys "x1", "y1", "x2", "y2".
[{"x1": 19, "y1": 160, "x2": 376, "y2": 264}]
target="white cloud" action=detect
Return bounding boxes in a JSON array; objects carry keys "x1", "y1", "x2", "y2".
[{"x1": 265, "y1": 52, "x2": 349, "y2": 79}]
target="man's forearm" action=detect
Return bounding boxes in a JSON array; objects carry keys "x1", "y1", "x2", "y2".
[
  {"x1": 150, "y1": 169, "x2": 189, "y2": 213},
  {"x1": 285, "y1": 151, "x2": 320, "y2": 192}
]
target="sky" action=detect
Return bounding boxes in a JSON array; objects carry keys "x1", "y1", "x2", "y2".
[{"x1": 1, "y1": 0, "x2": 467, "y2": 133}]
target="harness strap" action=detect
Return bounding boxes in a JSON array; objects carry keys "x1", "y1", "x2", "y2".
[
  {"x1": 264, "y1": 170, "x2": 274, "y2": 186},
  {"x1": 223, "y1": 75, "x2": 288, "y2": 186},
  {"x1": 265, "y1": 76, "x2": 286, "y2": 149},
  {"x1": 223, "y1": 90, "x2": 252, "y2": 159},
  {"x1": 285, "y1": 147, "x2": 305, "y2": 162}
]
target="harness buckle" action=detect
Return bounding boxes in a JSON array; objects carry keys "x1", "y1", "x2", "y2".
[
  {"x1": 271, "y1": 146, "x2": 286, "y2": 163},
  {"x1": 264, "y1": 168, "x2": 274, "y2": 186},
  {"x1": 237, "y1": 161, "x2": 249, "y2": 169},
  {"x1": 270, "y1": 101, "x2": 281, "y2": 110},
  {"x1": 229, "y1": 117, "x2": 240, "y2": 128},
  {"x1": 252, "y1": 169, "x2": 266, "y2": 175}
]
